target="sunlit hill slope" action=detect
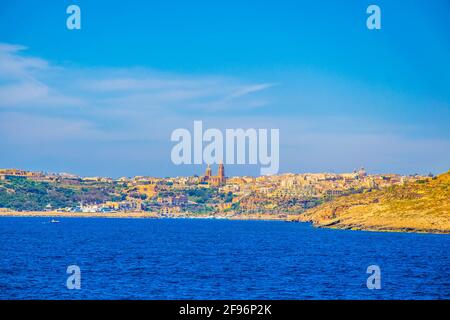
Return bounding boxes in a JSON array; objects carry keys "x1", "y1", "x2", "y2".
[{"x1": 293, "y1": 171, "x2": 450, "y2": 234}]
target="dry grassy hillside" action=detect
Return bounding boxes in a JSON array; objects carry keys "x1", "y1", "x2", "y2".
[{"x1": 293, "y1": 171, "x2": 450, "y2": 233}]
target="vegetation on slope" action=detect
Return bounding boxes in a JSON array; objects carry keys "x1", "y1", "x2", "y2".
[
  {"x1": 0, "y1": 177, "x2": 118, "y2": 211},
  {"x1": 295, "y1": 171, "x2": 450, "y2": 233}
]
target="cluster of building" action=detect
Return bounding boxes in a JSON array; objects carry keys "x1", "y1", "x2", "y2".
[
  {"x1": 0, "y1": 166, "x2": 428, "y2": 216},
  {"x1": 200, "y1": 164, "x2": 226, "y2": 186}
]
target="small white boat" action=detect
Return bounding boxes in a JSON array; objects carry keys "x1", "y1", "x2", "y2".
[{"x1": 50, "y1": 219, "x2": 60, "y2": 223}]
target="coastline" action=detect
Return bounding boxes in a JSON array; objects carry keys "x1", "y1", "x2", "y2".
[
  {"x1": 287, "y1": 214, "x2": 450, "y2": 234},
  {"x1": 293, "y1": 221, "x2": 450, "y2": 235},
  {"x1": 1, "y1": 211, "x2": 448, "y2": 234},
  {"x1": 0, "y1": 211, "x2": 159, "y2": 219},
  {"x1": 0, "y1": 211, "x2": 292, "y2": 221}
]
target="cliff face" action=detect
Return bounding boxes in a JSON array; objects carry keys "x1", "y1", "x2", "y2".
[{"x1": 294, "y1": 171, "x2": 450, "y2": 234}]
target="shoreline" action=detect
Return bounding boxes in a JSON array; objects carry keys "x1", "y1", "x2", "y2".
[
  {"x1": 0, "y1": 211, "x2": 159, "y2": 219},
  {"x1": 0, "y1": 211, "x2": 448, "y2": 234},
  {"x1": 0, "y1": 211, "x2": 291, "y2": 221}
]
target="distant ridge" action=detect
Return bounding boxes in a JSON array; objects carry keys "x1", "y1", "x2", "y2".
[{"x1": 294, "y1": 171, "x2": 450, "y2": 234}]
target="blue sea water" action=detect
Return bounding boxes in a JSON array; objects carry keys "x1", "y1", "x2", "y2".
[{"x1": 0, "y1": 217, "x2": 448, "y2": 300}]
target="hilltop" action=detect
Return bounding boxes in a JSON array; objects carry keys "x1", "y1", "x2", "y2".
[{"x1": 293, "y1": 171, "x2": 450, "y2": 234}]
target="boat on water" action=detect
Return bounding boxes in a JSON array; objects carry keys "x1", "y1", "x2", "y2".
[{"x1": 50, "y1": 219, "x2": 60, "y2": 223}]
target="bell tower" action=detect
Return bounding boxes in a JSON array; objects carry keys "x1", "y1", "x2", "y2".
[
  {"x1": 205, "y1": 164, "x2": 212, "y2": 177},
  {"x1": 218, "y1": 163, "x2": 225, "y2": 184}
]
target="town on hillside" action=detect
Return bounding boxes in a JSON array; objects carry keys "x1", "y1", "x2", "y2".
[{"x1": 0, "y1": 166, "x2": 429, "y2": 217}]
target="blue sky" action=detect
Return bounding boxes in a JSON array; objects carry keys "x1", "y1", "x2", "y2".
[{"x1": 0, "y1": 0, "x2": 449, "y2": 177}]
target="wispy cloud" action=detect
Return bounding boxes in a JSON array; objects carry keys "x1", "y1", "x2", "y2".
[
  {"x1": 225, "y1": 83, "x2": 278, "y2": 100},
  {"x1": 0, "y1": 44, "x2": 83, "y2": 107},
  {"x1": 0, "y1": 44, "x2": 48, "y2": 80},
  {"x1": 0, "y1": 44, "x2": 275, "y2": 113}
]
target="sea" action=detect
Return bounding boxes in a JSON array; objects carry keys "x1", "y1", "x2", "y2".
[{"x1": 0, "y1": 217, "x2": 448, "y2": 299}]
